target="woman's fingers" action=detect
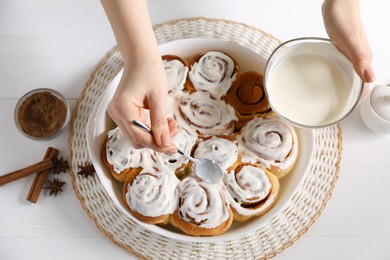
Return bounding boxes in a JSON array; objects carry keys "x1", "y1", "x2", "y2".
[{"x1": 322, "y1": 0, "x2": 375, "y2": 83}]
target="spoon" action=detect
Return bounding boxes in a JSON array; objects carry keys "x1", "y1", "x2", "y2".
[{"x1": 131, "y1": 119, "x2": 223, "y2": 184}]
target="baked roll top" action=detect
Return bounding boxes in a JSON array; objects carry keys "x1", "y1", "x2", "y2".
[{"x1": 189, "y1": 51, "x2": 239, "y2": 98}]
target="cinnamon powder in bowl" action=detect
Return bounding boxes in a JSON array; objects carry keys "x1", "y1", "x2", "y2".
[{"x1": 14, "y1": 88, "x2": 70, "y2": 141}]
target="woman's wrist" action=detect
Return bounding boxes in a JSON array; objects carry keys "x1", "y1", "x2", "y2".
[
  {"x1": 121, "y1": 44, "x2": 162, "y2": 69},
  {"x1": 102, "y1": 0, "x2": 161, "y2": 67}
]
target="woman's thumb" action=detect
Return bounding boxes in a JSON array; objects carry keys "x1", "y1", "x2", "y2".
[{"x1": 148, "y1": 98, "x2": 171, "y2": 148}]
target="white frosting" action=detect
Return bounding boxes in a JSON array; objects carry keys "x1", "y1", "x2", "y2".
[
  {"x1": 163, "y1": 59, "x2": 188, "y2": 92},
  {"x1": 126, "y1": 166, "x2": 180, "y2": 217},
  {"x1": 107, "y1": 125, "x2": 182, "y2": 218},
  {"x1": 166, "y1": 91, "x2": 181, "y2": 117},
  {"x1": 176, "y1": 176, "x2": 231, "y2": 229},
  {"x1": 176, "y1": 91, "x2": 237, "y2": 135},
  {"x1": 189, "y1": 51, "x2": 237, "y2": 98},
  {"x1": 194, "y1": 136, "x2": 238, "y2": 171},
  {"x1": 237, "y1": 117, "x2": 298, "y2": 171},
  {"x1": 158, "y1": 125, "x2": 197, "y2": 170},
  {"x1": 106, "y1": 127, "x2": 159, "y2": 174},
  {"x1": 224, "y1": 165, "x2": 274, "y2": 216}
]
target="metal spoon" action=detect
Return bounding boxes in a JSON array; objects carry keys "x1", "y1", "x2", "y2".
[{"x1": 131, "y1": 119, "x2": 223, "y2": 184}]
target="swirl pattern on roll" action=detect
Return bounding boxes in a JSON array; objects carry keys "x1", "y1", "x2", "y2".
[
  {"x1": 225, "y1": 71, "x2": 270, "y2": 116},
  {"x1": 125, "y1": 167, "x2": 179, "y2": 217},
  {"x1": 176, "y1": 176, "x2": 231, "y2": 229},
  {"x1": 224, "y1": 164, "x2": 277, "y2": 218},
  {"x1": 189, "y1": 51, "x2": 238, "y2": 98},
  {"x1": 176, "y1": 91, "x2": 237, "y2": 135},
  {"x1": 237, "y1": 116, "x2": 298, "y2": 172}
]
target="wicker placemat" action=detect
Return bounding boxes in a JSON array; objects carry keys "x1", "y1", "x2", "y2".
[{"x1": 68, "y1": 17, "x2": 342, "y2": 259}]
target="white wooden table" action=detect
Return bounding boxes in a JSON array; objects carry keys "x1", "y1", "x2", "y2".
[{"x1": 1, "y1": 1, "x2": 389, "y2": 259}]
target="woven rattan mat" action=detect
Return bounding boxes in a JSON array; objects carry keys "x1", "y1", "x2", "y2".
[{"x1": 68, "y1": 17, "x2": 342, "y2": 259}]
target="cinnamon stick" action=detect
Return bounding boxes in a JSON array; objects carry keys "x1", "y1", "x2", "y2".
[
  {"x1": 0, "y1": 148, "x2": 57, "y2": 186},
  {"x1": 26, "y1": 147, "x2": 60, "y2": 203}
]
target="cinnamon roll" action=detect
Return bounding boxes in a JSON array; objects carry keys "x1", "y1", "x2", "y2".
[
  {"x1": 188, "y1": 51, "x2": 239, "y2": 98},
  {"x1": 101, "y1": 127, "x2": 159, "y2": 182},
  {"x1": 170, "y1": 176, "x2": 233, "y2": 236},
  {"x1": 237, "y1": 115, "x2": 299, "y2": 179},
  {"x1": 173, "y1": 91, "x2": 237, "y2": 136},
  {"x1": 192, "y1": 135, "x2": 239, "y2": 172},
  {"x1": 223, "y1": 163, "x2": 279, "y2": 222},
  {"x1": 162, "y1": 55, "x2": 189, "y2": 92},
  {"x1": 224, "y1": 71, "x2": 271, "y2": 130},
  {"x1": 123, "y1": 165, "x2": 180, "y2": 224}
]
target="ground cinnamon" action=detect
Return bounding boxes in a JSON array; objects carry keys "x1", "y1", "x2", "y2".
[{"x1": 17, "y1": 91, "x2": 67, "y2": 138}]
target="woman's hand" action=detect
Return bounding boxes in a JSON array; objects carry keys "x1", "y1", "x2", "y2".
[
  {"x1": 322, "y1": 0, "x2": 375, "y2": 83},
  {"x1": 101, "y1": 0, "x2": 178, "y2": 152},
  {"x1": 107, "y1": 61, "x2": 178, "y2": 153}
]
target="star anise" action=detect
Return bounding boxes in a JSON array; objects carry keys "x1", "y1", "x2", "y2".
[
  {"x1": 52, "y1": 157, "x2": 69, "y2": 174},
  {"x1": 77, "y1": 163, "x2": 95, "y2": 178},
  {"x1": 44, "y1": 178, "x2": 65, "y2": 196}
]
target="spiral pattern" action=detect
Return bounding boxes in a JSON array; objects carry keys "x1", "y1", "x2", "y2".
[
  {"x1": 237, "y1": 116, "x2": 298, "y2": 172},
  {"x1": 226, "y1": 164, "x2": 271, "y2": 203},
  {"x1": 189, "y1": 51, "x2": 238, "y2": 98},
  {"x1": 176, "y1": 91, "x2": 237, "y2": 135},
  {"x1": 176, "y1": 177, "x2": 231, "y2": 229},
  {"x1": 125, "y1": 168, "x2": 179, "y2": 218},
  {"x1": 224, "y1": 164, "x2": 279, "y2": 219},
  {"x1": 225, "y1": 71, "x2": 270, "y2": 116}
]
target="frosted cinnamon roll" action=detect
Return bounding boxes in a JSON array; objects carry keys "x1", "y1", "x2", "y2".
[
  {"x1": 162, "y1": 55, "x2": 189, "y2": 92},
  {"x1": 174, "y1": 91, "x2": 237, "y2": 136},
  {"x1": 224, "y1": 71, "x2": 271, "y2": 130},
  {"x1": 237, "y1": 116, "x2": 299, "y2": 179},
  {"x1": 170, "y1": 176, "x2": 233, "y2": 236},
  {"x1": 101, "y1": 127, "x2": 159, "y2": 182},
  {"x1": 188, "y1": 51, "x2": 239, "y2": 98},
  {"x1": 192, "y1": 135, "x2": 239, "y2": 172},
  {"x1": 123, "y1": 165, "x2": 179, "y2": 224},
  {"x1": 223, "y1": 163, "x2": 279, "y2": 222}
]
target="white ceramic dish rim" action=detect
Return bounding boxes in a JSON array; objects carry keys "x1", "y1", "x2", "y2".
[{"x1": 86, "y1": 38, "x2": 315, "y2": 243}]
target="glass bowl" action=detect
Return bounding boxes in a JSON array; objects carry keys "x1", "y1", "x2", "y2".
[
  {"x1": 14, "y1": 88, "x2": 70, "y2": 141},
  {"x1": 264, "y1": 37, "x2": 364, "y2": 128}
]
